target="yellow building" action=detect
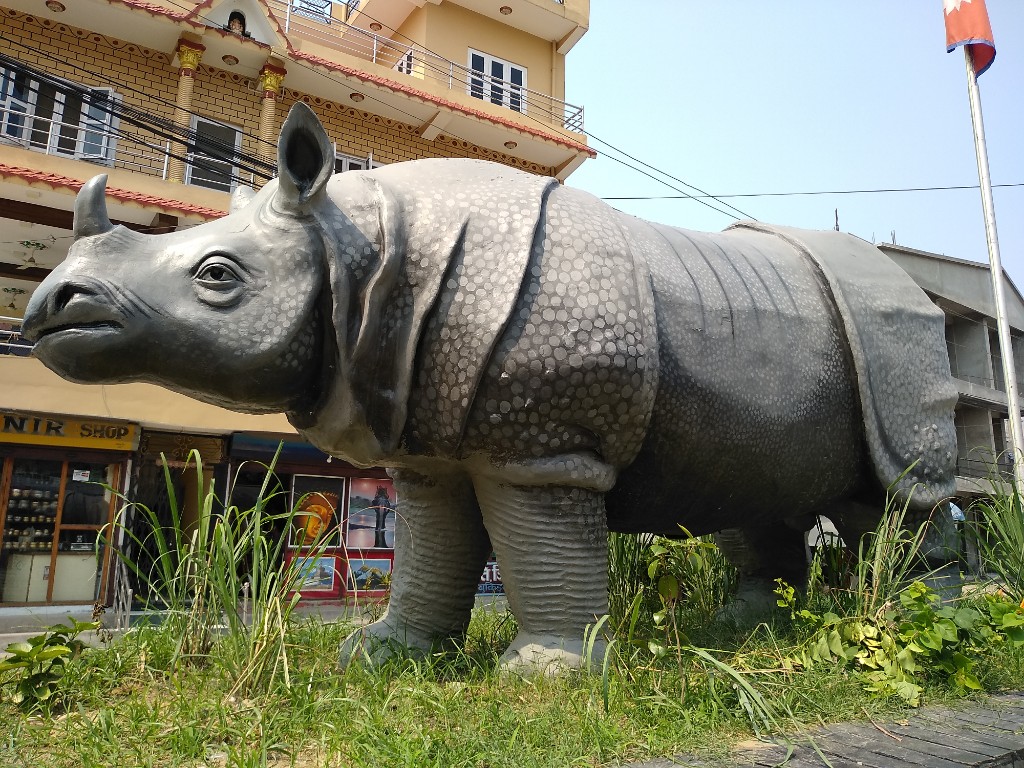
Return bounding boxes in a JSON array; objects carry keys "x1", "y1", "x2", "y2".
[{"x1": 0, "y1": 0, "x2": 591, "y2": 606}]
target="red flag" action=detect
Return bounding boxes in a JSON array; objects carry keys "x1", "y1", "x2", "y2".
[{"x1": 944, "y1": 0, "x2": 996, "y2": 76}]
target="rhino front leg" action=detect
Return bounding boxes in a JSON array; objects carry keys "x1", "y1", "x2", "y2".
[
  {"x1": 472, "y1": 476, "x2": 609, "y2": 674},
  {"x1": 339, "y1": 467, "x2": 490, "y2": 668}
]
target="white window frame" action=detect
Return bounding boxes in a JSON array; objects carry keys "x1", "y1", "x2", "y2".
[
  {"x1": 186, "y1": 116, "x2": 241, "y2": 192},
  {"x1": 334, "y1": 150, "x2": 379, "y2": 174},
  {"x1": 290, "y1": 0, "x2": 332, "y2": 24},
  {"x1": 0, "y1": 66, "x2": 119, "y2": 165},
  {"x1": 467, "y1": 49, "x2": 526, "y2": 113}
]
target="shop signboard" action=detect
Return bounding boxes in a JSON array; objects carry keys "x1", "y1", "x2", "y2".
[{"x1": 1, "y1": 411, "x2": 139, "y2": 452}]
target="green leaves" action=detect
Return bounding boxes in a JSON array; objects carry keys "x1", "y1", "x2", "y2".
[
  {"x1": 778, "y1": 578, "x2": 1024, "y2": 707},
  {"x1": 0, "y1": 617, "x2": 99, "y2": 714}
]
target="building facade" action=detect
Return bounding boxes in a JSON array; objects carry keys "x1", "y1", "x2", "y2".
[
  {"x1": 880, "y1": 244, "x2": 1024, "y2": 502},
  {"x1": 0, "y1": 0, "x2": 590, "y2": 606}
]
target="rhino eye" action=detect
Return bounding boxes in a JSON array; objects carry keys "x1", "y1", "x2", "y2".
[{"x1": 193, "y1": 255, "x2": 246, "y2": 306}]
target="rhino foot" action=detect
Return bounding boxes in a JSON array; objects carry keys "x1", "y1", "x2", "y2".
[
  {"x1": 498, "y1": 632, "x2": 608, "y2": 676},
  {"x1": 338, "y1": 617, "x2": 439, "y2": 669}
]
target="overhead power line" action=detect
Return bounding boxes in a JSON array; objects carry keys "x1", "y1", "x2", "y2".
[
  {"x1": 602, "y1": 182, "x2": 1024, "y2": 201},
  {"x1": 279, "y1": 3, "x2": 756, "y2": 222}
]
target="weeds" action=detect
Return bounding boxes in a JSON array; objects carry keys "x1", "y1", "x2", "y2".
[
  {"x1": 970, "y1": 485, "x2": 1024, "y2": 606},
  {"x1": 101, "y1": 449, "x2": 335, "y2": 695},
  {"x1": 6, "y1": 472, "x2": 1024, "y2": 765},
  {"x1": 0, "y1": 617, "x2": 99, "y2": 713}
]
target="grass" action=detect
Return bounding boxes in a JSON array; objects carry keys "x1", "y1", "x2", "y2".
[
  {"x1": 3, "y1": 467, "x2": 1023, "y2": 767},
  {"x1": 2, "y1": 596, "x2": 1021, "y2": 768}
]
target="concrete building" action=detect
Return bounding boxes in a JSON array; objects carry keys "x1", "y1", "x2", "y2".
[
  {"x1": 0, "y1": 0, "x2": 590, "y2": 606},
  {"x1": 880, "y1": 244, "x2": 1024, "y2": 504}
]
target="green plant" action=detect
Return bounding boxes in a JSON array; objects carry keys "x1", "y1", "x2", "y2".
[
  {"x1": 0, "y1": 617, "x2": 99, "y2": 712},
  {"x1": 102, "y1": 447, "x2": 333, "y2": 694},
  {"x1": 970, "y1": 487, "x2": 1024, "y2": 606},
  {"x1": 607, "y1": 531, "x2": 654, "y2": 632},
  {"x1": 647, "y1": 532, "x2": 738, "y2": 632},
  {"x1": 777, "y1": 578, "x2": 1024, "y2": 707}
]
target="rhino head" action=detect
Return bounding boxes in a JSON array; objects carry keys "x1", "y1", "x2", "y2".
[{"x1": 23, "y1": 103, "x2": 340, "y2": 415}]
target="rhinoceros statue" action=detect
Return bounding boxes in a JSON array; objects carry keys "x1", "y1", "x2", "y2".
[{"x1": 23, "y1": 103, "x2": 957, "y2": 671}]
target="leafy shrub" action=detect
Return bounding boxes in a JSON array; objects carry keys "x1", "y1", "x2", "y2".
[
  {"x1": 776, "y1": 579, "x2": 1024, "y2": 706},
  {"x1": 0, "y1": 617, "x2": 98, "y2": 713}
]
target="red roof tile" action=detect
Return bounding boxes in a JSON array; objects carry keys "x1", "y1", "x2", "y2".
[{"x1": 0, "y1": 163, "x2": 226, "y2": 220}]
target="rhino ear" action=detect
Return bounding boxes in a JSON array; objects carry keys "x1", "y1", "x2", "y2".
[
  {"x1": 275, "y1": 102, "x2": 334, "y2": 211},
  {"x1": 229, "y1": 185, "x2": 256, "y2": 213}
]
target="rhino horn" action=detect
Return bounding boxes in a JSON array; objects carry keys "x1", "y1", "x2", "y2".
[{"x1": 73, "y1": 175, "x2": 114, "y2": 239}]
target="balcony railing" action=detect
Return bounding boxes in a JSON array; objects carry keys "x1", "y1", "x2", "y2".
[
  {"x1": 0, "y1": 316, "x2": 32, "y2": 356},
  {"x1": 0, "y1": 104, "x2": 266, "y2": 191},
  {"x1": 268, "y1": 0, "x2": 584, "y2": 133},
  {"x1": 956, "y1": 456, "x2": 1014, "y2": 481}
]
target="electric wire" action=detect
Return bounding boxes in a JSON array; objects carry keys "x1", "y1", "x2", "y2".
[{"x1": 327, "y1": 4, "x2": 757, "y2": 221}]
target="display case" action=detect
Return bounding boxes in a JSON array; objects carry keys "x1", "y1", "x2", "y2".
[
  {"x1": 2, "y1": 459, "x2": 61, "y2": 557},
  {"x1": 0, "y1": 456, "x2": 120, "y2": 604}
]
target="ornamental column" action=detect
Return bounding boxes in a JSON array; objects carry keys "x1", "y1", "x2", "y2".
[
  {"x1": 257, "y1": 61, "x2": 287, "y2": 170},
  {"x1": 167, "y1": 37, "x2": 205, "y2": 184}
]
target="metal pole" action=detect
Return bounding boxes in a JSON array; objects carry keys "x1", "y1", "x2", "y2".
[{"x1": 964, "y1": 48, "x2": 1024, "y2": 494}]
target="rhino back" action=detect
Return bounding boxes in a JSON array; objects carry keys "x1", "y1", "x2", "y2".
[{"x1": 606, "y1": 220, "x2": 864, "y2": 535}]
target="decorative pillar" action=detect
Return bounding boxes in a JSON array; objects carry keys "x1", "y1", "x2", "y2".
[
  {"x1": 257, "y1": 61, "x2": 287, "y2": 170},
  {"x1": 167, "y1": 38, "x2": 205, "y2": 184}
]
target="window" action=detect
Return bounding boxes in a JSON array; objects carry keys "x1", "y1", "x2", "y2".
[
  {"x1": 290, "y1": 0, "x2": 332, "y2": 24},
  {"x1": 334, "y1": 151, "x2": 378, "y2": 174},
  {"x1": 0, "y1": 66, "x2": 118, "y2": 164},
  {"x1": 187, "y1": 117, "x2": 240, "y2": 192},
  {"x1": 394, "y1": 49, "x2": 414, "y2": 75},
  {"x1": 468, "y1": 50, "x2": 526, "y2": 113}
]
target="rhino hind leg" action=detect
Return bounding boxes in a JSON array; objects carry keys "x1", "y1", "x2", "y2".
[
  {"x1": 339, "y1": 468, "x2": 490, "y2": 669},
  {"x1": 472, "y1": 477, "x2": 609, "y2": 675}
]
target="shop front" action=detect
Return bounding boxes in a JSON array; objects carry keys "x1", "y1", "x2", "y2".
[
  {"x1": 228, "y1": 433, "x2": 503, "y2": 602},
  {"x1": 0, "y1": 410, "x2": 138, "y2": 605}
]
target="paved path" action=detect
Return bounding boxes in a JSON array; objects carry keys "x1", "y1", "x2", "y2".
[{"x1": 636, "y1": 692, "x2": 1024, "y2": 767}]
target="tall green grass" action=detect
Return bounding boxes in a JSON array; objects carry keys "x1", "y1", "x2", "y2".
[
  {"x1": 102, "y1": 449, "x2": 336, "y2": 695},
  {"x1": 970, "y1": 484, "x2": 1024, "y2": 606}
]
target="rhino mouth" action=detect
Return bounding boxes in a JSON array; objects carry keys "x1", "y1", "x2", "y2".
[{"x1": 32, "y1": 320, "x2": 124, "y2": 340}]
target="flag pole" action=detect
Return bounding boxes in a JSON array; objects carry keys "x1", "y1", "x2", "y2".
[{"x1": 963, "y1": 47, "x2": 1024, "y2": 494}]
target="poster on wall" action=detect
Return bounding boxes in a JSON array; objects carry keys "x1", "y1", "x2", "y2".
[
  {"x1": 345, "y1": 478, "x2": 397, "y2": 550},
  {"x1": 292, "y1": 554, "x2": 339, "y2": 593},
  {"x1": 346, "y1": 556, "x2": 392, "y2": 594},
  {"x1": 289, "y1": 475, "x2": 346, "y2": 549},
  {"x1": 478, "y1": 557, "x2": 504, "y2": 595}
]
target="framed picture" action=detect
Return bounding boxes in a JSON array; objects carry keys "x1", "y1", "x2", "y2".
[
  {"x1": 345, "y1": 478, "x2": 397, "y2": 550},
  {"x1": 289, "y1": 475, "x2": 346, "y2": 549},
  {"x1": 345, "y1": 556, "x2": 392, "y2": 594},
  {"x1": 291, "y1": 554, "x2": 339, "y2": 593}
]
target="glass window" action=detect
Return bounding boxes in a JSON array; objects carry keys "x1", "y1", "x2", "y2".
[
  {"x1": 187, "y1": 117, "x2": 240, "y2": 192},
  {"x1": 0, "y1": 66, "x2": 117, "y2": 163},
  {"x1": 290, "y1": 0, "x2": 332, "y2": 24},
  {"x1": 467, "y1": 50, "x2": 527, "y2": 113},
  {"x1": 334, "y1": 152, "x2": 377, "y2": 174},
  {"x1": 61, "y1": 462, "x2": 112, "y2": 525}
]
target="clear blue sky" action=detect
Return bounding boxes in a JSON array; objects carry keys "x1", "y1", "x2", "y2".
[{"x1": 563, "y1": 2, "x2": 1024, "y2": 287}]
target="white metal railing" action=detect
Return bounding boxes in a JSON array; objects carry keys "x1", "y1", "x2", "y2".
[
  {"x1": 269, "y1": 0, "x2": 584, "y2": 132},
  {"x1": 0, "y1": 104, "x2": 172, "y2": 179},
  {"x1": 0, "y1": 315, "x2": 32, "y2": 356},
  {"x1": 0, "y1": 105, "x2": 261, "y2": 190}
]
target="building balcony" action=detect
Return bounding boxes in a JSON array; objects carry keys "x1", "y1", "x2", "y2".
[{"x1": 265, "y1": 0, "x2": 584, "y2": 134}]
